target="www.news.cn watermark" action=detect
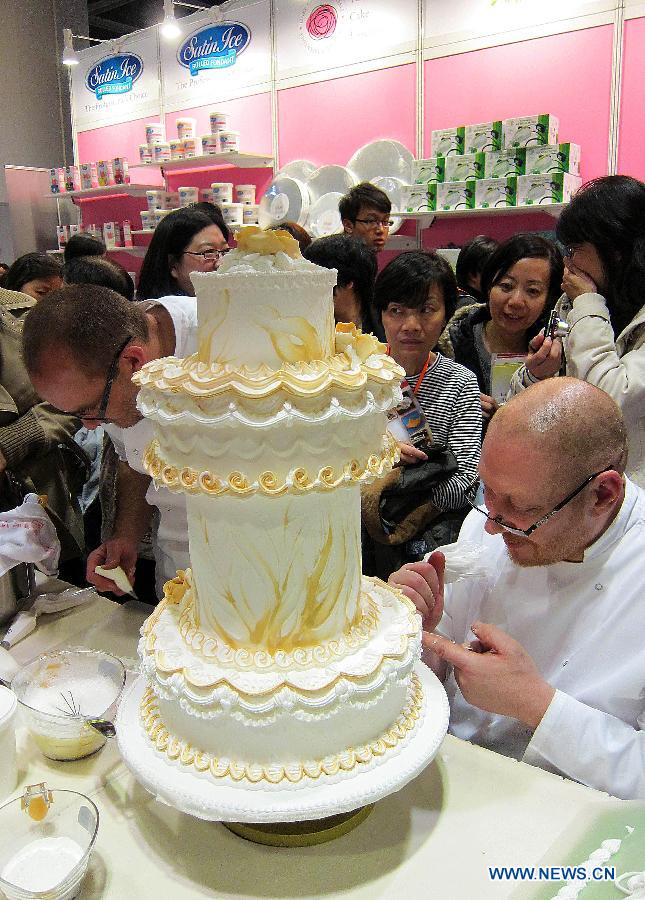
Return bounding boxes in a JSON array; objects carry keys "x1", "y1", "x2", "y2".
[{"x1": 488, "y1": 866, "x2": 616, "y2": 882}]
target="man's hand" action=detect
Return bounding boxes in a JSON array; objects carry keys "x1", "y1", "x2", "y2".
[
  {"x1": 562, "y1": 261, "x2": 597, "y2": 301},
  {"x1": 526, "y1": 331, "x2": 562, "y2": 381},
  {"x1": 389, "y1": 553, "x2": 445, "y2": 633},
  {"x1": 87, "y1": 537, "x2": 138, "y2": 595},
  {"x1": 424, "y1": 621, "x2": 555, "y2": 729},
  {"x1": 397, "y1": 441, "x2": 428, "y2": 466},
  {"x1": 479, "y1": 393, "x2": 499, "y2": 422}
]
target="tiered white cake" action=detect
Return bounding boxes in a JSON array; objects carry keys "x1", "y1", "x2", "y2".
[{"x1": 132, "y1": 227, "x2": 424, "y2": 788}]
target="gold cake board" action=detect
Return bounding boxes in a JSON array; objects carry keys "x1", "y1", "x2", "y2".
[{"x1": 224, "y1": 804, "x2": 374, "y2": 846}]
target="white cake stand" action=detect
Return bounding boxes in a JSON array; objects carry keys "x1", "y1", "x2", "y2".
[{"x1": 116, "y1": 664, "x2": 449, "y2": 831}]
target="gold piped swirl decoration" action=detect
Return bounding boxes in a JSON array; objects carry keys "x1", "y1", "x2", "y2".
[
  {"x1": 143, "y1": 435, "x2": 400, "y2": 498},
  {"x1": 140, "y1": 673, "x2": 423, "y2": 785},
  {"x1": 133, "y1": 323, "x2": 404, "y2": 399}
]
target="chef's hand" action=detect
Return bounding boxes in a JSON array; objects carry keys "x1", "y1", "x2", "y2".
[
  {"x1": 525, "y1": 331, "x2": 562, "y2": 381},
  {"x1": 562, "y1": 260, "x2": 597, "y2": 301},
  {"x1": 389, "y1": 553, "x2": 445, "y2": 633},
  {"x1": 87, "y1": 537, "x2": 137, "y2": 595},
  {"x1": 424, "y1": 622, "x2": 555, "y2": 729}
]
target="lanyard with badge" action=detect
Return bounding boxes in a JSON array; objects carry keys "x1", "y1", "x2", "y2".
[{"x1": 385, "y1": 350, "x2": 433, "y2": 450}]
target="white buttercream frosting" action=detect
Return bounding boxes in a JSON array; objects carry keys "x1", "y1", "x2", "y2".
[{"x1": 216, "y1": 248, "x2": 322, "y2": 275}]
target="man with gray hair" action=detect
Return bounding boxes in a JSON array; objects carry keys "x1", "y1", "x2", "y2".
[{"x1": 391, "y1": 377, "x2": 644, "y2": 798}]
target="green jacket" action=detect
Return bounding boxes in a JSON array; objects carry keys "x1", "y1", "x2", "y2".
[{"x1": 0, "y1": 288, "x2": 87, "y2": 561}]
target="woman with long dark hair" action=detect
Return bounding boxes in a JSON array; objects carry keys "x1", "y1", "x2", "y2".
[
  {"x1": 137, "y1": 204, "x2": 229, "y2": 299},
  {"x1": 511, "y1": 175, "x2": 645, "y2": 486}
]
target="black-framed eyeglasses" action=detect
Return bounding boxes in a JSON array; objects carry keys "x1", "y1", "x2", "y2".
[
  {"x1": 464, "y1": 466, "x2": 616, "y2": 537},
  {"x1": 354, "y1": 218, "x2": 394, "y2": 230},
  {"x1": 79, "y1": 335, "x2": 132, "y2": 423},
  {"x1": 183, "y1": 248, "x2": 230, "y2": 262}
]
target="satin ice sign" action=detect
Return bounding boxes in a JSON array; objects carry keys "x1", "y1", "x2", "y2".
[
  {"x1": 178, "y1": 23, "x2": 251, "y2": 74},
  {"x1": 71, "y1": 31, "x2": 160, "y2": 131},
  {"x1": 86, "y1": 53, "x2": 143, "y2": 99},
  {"x1": 162, "y1": 7, "x2": 270, "y2": 111}
]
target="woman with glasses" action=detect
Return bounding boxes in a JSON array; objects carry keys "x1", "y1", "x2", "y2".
[
  {"x1": 362, "y1": 250, "x2": 482, "y2": 578},
  {"x1": 442, "y1": 234, "x2": 563, "y2": 424},
  {"x1": 510, "y1": 175, "x2": 645, "y2": 488},
  {"x1": 137, "y1": 205, "x2": 230, "y2": 300}
]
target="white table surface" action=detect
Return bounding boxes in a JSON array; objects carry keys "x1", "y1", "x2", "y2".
[{"x1": 7, "y1": 592, "x2": 617, "y2": 900}]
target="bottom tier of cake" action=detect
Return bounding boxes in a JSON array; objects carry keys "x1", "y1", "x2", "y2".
[{"x1": 138, "y1": 574, "x2": 422, "y2": 786}]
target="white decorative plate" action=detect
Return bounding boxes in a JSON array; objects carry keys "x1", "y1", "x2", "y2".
[
  {"x1": 348, "y1": 140, "x2": 415, "y2": 185},
  {"x1": 278, "y1": 159, "x2": 318, "y2": 182},
  {"x1": 116, "y1": 663, "x2": 449, "y2": 824},
  {"x1": 305, "y1": 165, "x2": 357, "y2": 204},
  {"x1": 307, "y1": 192, "x2": 344, "y2": 239},
  {"x1": 371, "y1": 175, "x2": 407, "y2": 235},
  {"x1": 258, "y1": 175, "x2": 310, "y2": 228}
]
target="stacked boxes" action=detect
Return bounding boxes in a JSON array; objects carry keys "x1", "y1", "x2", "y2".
[{"x1": 404, "y1": 114, "x2": 581, "y2": 213}]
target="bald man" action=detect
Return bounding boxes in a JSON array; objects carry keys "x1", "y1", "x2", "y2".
[{"x1": 391, "y1": 377, "x2": 645, "y2": 799}]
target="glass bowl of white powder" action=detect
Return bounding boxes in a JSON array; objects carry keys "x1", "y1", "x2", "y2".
[
  {"x1": 11, "y1": 649, "x2": 125, "y2": 760},
  {"x1": 0, "y1": 783, "x2": 99, "y2": 899}
]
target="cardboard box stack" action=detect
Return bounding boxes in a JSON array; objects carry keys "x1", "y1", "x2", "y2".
[{"x1": 402, "y1": 114, "x2": 582, "y2": 213}]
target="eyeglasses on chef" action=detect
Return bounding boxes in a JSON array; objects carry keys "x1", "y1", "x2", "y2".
[{"x1": 464, "y1": 466, "x2": 616, "y2": 537}]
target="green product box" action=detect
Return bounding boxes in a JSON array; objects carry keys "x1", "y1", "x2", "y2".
[
  {"x1": 444, "y1": 152, "x2": 486, "y2": 182},
  {"x1": 502, "y1": 114, "x2": 559, "y2": 149},
  {"x1": 475, "y1": 177, "x2": 517, "y2": 209},
  {"x1": 516, "y1": 173, "x2": 582, "y2": 206},
  {"x1": 484, "y1": 148, "x2": 526, "y2": 178},
  {"x1": 436, "y1": 180, "x2": 476, "y2": 211},
  {"x1": 413, "y1": 157, "x2": 446, "y2": 184},
  {"x1": 464, "y1": 121, "x2": 502, "y2": 154},
  {"x1": 402, "y1": 184, "x2": 437, "y2": 212},
  {"x1": 525, "y1": 143, "x2": 581, "y2": 175},
  {"x1": 430, "y1": 127, "x2": 465, "y2": 157}
]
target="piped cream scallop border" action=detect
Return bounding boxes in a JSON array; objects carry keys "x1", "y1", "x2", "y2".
[
  {"x1": 135, "y1": 351, "x2": 404, "y2": 400},
  {"x1": 143, "y1": 434, "x2": 399, "y2": 497},
  {"x1": 140, "y1": 672, "x2": 423, "y2": 785}
]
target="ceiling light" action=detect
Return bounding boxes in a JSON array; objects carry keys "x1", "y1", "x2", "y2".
[
  {"x1": 62, "y1": 28, "x2": 79, "y2": 66},
  {"x1": 161, "y1": 0, "x2": 181, "y2": 39}
]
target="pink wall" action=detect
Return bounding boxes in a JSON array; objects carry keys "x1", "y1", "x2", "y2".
[
  {"x1": 278, "y1": 65, "x2": 416, "y2": 167},
  {"x1": 164, "y1": 93, "x2": 272, "y2": 155},
  {"x1": 424, "y1": 26, "x2": 614, "y2": 184},
  {"x1": 617, "y1": 16, "x2": 645, "y2": 179},
  {"x1": 76, "y1": 116, "x2": 162, "y2": 186}
]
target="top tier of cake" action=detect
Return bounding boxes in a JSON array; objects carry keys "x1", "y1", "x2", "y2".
[{"x1": 191, "y1": 228, "x2": 337, "y2": 371}]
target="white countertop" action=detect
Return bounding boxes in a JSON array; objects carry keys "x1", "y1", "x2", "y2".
[{"x1": 7, "y1": 593, "x2": 619, "y2": 899}]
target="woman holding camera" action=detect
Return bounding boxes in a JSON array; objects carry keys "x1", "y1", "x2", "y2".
[
  {"x1": 442, "y1": 233, "x2": 563, "y2": 423},
  {"x1": 510, "y1": 175, "x2": 645, "y2": 487}
]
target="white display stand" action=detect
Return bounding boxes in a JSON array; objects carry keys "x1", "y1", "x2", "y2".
[{"x1": 116, "y1": 663, "x2": 449, "y2": 825}]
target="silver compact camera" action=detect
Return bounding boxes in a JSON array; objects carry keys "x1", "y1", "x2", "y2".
[{"x1": 546, "y1": 310, "x2": 570, "y2": 339}]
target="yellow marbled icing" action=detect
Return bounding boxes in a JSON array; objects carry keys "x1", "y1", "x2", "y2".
[{"x1": 235, "y1": 225, "x2": 300, "y2": 258}]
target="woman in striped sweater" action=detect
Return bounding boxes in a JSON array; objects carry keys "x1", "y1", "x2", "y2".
[{"x1": 362, "y1": 251, "x2": 482, "y2": 575}]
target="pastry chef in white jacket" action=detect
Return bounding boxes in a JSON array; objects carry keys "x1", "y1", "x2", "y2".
[{"x1": 391, "y1": 377, "x2": 645, "y2": 799}]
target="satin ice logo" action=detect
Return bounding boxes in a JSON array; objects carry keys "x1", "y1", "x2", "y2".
[
  {"x1": 85, "y1": 54, "x2": 143, "y2": 100},
  {"x1": 177, "y1": 23, "x2": 251, "y2": 75}
]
